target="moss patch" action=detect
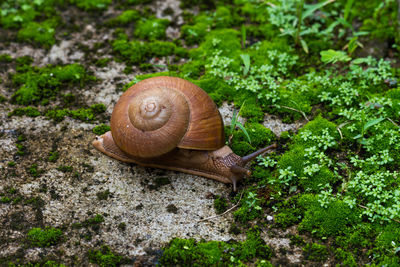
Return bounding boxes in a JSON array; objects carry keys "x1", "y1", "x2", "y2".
[
  {"x1": 27, "y1": 227, "x2": 63, "y2": 247},
  {"x1": 159, "y1": 227, "x2": 271, "y2": 265}
]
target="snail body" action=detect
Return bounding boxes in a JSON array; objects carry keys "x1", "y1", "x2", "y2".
[{"x1": 93, "y1": 76, "x2": 276, "y2": 191}]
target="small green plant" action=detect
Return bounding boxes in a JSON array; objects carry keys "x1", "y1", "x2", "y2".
[
  {"x1": 240, "y1": 54, "x2": 250, "y2": 76},
  {"x1": 88, "y1": 246, "x2": 122, "y2": 267},
  {"x1": 353, "y1": 115, "x2": 386, "y2": 145},
  {"x1": 213, "y1": 195, "x2": 228, "y2": 214},
  {"x1": 27, "y1": 227, "x2": 63, "y2": 247},
  {"x1": 28, "y1": 163, "x2": 41, "y2": 177},
  {"x1": 303, "y1": 243, "x2": 329, "y2": 261},
  {"x1": 267, "y1": 0, "x2": 335, "y2": 53},
  {"x1": 57, "y1": 165, "x2": 73, "y2": 172},
  {"x1": 48, "y1": 151, "x2": 59, "y2": 162},
  {"x1": 70, "y1": 0, "x2": 112, "y2": 11},
  {"x1": 229, "y1": 105, "x2": 251, "y2": 144},
  {"x1": 93, "y1": 124, "x2": 111, "y2": 135},
  {"x1": 320, "y1": 49, "x2": 351, "y2": 64}
]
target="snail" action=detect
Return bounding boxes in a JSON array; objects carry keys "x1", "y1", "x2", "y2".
[{"x1": 92, "y1": 76, "x2": 276, "y2": 191}]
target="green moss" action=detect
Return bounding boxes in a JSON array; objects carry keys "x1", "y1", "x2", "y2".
[
  {"x1": 213, "y1": 195, "x2": 228, "y2": 214},
  {"x1": 240, "y1": 98, "x2": 265, "y2": 122},
  {"x1": 93, "y1": 124, "x2": 111, "y2": 135},
  {"x1": 8, "y1": 161, "x2": 16, "y2": 167},
  {"x1": 303, "y1": 243, "x2": 328, "y2": 262},
  {"x1": 113, "y1": 34, "x2": 187, "y2": 66},
  {"x1": 48, "y1": 151, "x2": 59, "y2": 162},
  {"x1": 15, "y1": 55, "x2": 33, "y2": 72},
  {"x1": 230, "y1": 122, "x2": 276, "y2": 156},
  {"x1": 230, "y1": 140, "x2": 255, "y2": 157},
  {"x1": 17, "y1": 19, "x2": 57, "y2": 48},
  {"x1": 294, "y1": 115, "x2": 339, "y2": 147},
  {"x1": 192, "y1": 76, "x2": 232, "y2": 105},
  {"x1": 249, "y1": 40, "x2": 293, "y2": 67},
  {"x1": 134, "y1": 17, "x2": 169, "y2": 40},
  {"x1": 94, "y1": 58, "x2": 111, "y2": 68},
  {"x1": 57, "y1": 165, "x2": 73, "y2": 172},
  {"x1": 244, "y1": 123, "x2": 275, "y2": 148},
  {"x1": 0, "y1": 94, "x2": 6, "y2": 103},
  {"x1": 16, "y1": 143, "x2": 26, "y2": 155},
  {"x1": 336, "y1": 223, "x2": 375, "y2": 252},
  {"x1": 0, "y1": 54, "x2": 12, "y2": 63},
  {"x1": 8, "y1": 106, "x2": 41, "y2": 117},
  {"x1": 334, "y1": 248, "x2": 357, "y2": 267},
  {"x1": 233, "y1": 192, "x2": 263, "y2": 223},
  {"x1": 112, "y1": 39, "x2": 145, "y2": 64},
  {"x1": 0, "y1": 0, "x2": 37, "y2": 29},
  {"x1": 86, "y1": 214, "x2": 105, "y2": 225},
  {"x1": 45, "y1": 104, "x2": 106, "y2": 122},
  {"x1": 42, "y1": 261, "x2": 67, "y2": 267},
  {"x1": 134, "y1": 71, "x2": 178, "y2": 83},
  {"x1": 88, "y1": 246, "x2": 122, "y2": 267},
  {"x1": 70, "y1": 0, "x2": 112, "y2": 11},
  {"x1": 107, "y1": 10, "x2": 140, "y2": 26},
  {"x1": 214, "y1": 6, "x2": 238, "y2": 28},
  {"x1": 181, "y1": 21, "x2": 209, "y2": 45},
  {"x1": 0, "y1": 196, "x2": 11, "y2": 203},
  {"x1": 118, "y1": 222, "x2": 126, "y2": 231},
  {"x1": 90, "y1": 103, "x2": 106, "y2": 114},
  {"x1": 375, "y1": 222, "x2": 400, "y2": 255},
  {"x1": 27, "y1": 227, "x2": 62, "y2": 247},
  {"x1": 159, "y1": 227, "x2": 270, "y2": 265},
  {"x1": 125, "y1": 0, "x2": 152, "y2": 4},
  {"x1": 12, "y1": 63, "x2": 88, "y2": 105},
  {"x1": 302, "y1": 166, "x2": 335, "y2": 192},
  {"x1": 148, "y1": 41, "x2": 177, "y2": 57},
  {"x1": 179, "y1": 60, "x2": 205, "y2": 79},
  {"x1": 28, "y1": 163, "x2": 41, "y2": 177},
  {"x1": 96, "y1": 190, "x2": 110, "y2": 201},
  {"x1": 298, "y1": 194, "x2": 361, "y2": 238},
  {"x1": 275, "y1": 208, "x2": 302, "y2": 229},
  {"x1": 191, "y1": 29, "x2": 242, "y2": 60}
]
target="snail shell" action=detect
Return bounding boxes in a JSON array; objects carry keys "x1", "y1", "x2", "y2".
[{"x1": 110, "y1": 76, "x2": 225, "y2": 158}]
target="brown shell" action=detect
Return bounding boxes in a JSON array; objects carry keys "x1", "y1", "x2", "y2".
[{"x1": 110, "y1": 76, "x2": 225, "y2": 158}]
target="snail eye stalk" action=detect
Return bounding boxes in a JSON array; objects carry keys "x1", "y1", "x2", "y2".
[{"x1": 241, "y1": 143, "x2": 277, "y2": 164}]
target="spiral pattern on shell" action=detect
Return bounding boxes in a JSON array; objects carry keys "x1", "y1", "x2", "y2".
[{"x1": 110, "y1": 76, "x2": 224, "y2": 158}]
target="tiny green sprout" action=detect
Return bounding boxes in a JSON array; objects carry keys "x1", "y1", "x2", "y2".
[
  {"x1": 346, "y1": 36, "x2": 362, "y2": 56},
  {"x1": 246, "y1": 192, "x2": 262, "y2": 211},
  {"x1": 257, "y1": 155, "x2": 276, "y2": 168},
  {"x1": 229, "y1": 102, "x2": 251, "y2": 144},
  {"x1": 240, "y1": 54, "x2": 250, "y2": 76},
  {"x1": 353, "y1": 113, "x2": 386, "y2": 145}
]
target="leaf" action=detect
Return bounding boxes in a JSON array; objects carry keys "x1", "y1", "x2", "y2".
[
  {"x1": 337, "y1": 17, "x2": 352, "y2": 29},
  {"x1": 352, "y1": 58, "x2": 369, "y2": 65},
  {"x1": 363, "y1": 117, "x2": 385, "y2": 131},
  {"x1": 302, "y1": 0, "x2": 335, "y2": 21},
  {"x1": 240, "y1": 54, "x2": 250, "y2": 76},
  {"x1": 344, "y1": 0, "x2": 355, "y2": 21},
  {"x1": 300, "y1": 39, "x2": 309, "y2": 54},
  {"x1": 320, "y1": 49, "x2": 351, "y2": 64},
  {"x1": 236, "y1": 122, "x2": 252, "y2": 144},
  {"x1": 347, "y1": 36, "x2": 358, "y2": 55},
  {"x1": 230, "y1": 109, "x2": 238, "y2": 134},
  {"x1": 358, "y1": 138, "x2": 368, "y2": 145},
  {"x1": 353, "y1": 31, "x2": 370, "y2": 36}
]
